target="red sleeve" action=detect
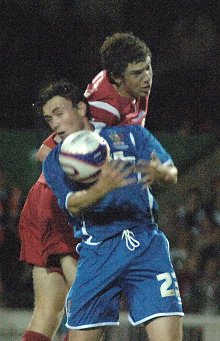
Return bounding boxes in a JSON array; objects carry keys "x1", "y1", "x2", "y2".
[
  {"x1": 42, "y1": 133, "x2": 58, "y2": 149},
  {"x1": 90, "y1": 107, "x2": 119, "y2": 126}
]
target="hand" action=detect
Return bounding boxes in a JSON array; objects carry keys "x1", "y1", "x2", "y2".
[
  {"x1": 136, "y1": 152, "x2": 178, "y2": 188},
  {"x1": 97, "y1": 159, "x2": 136, "y2": 193},
  {"x1": 136, "y1": 152, "x2": 163, "y2": 188}
]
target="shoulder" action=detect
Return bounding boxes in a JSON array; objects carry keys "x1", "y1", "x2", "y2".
[
  {"x1": 118, "y1": 125, "x2": 152, "y2": 139},
  {"x1": 43, "y1": 144, "x2": 61, "y2": 172},
  {"x1": 100, "y1": 125, "x2": 151, "y2": 146},
  {"x1": 101, "y1": 124, "x2": 150, "y2": 135},
  {"x1": 84, "y1": 70, "x2": 110, "y2": 98}
]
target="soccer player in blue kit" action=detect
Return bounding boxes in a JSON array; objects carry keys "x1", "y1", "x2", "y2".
[{"x1": 39, "y1": 79, "x2": 184, "y2": 341}]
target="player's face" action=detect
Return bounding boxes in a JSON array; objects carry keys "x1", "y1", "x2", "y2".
[
  {"x1": 118, "y1": 56, "x2": 152, "y2": 99},
  {"x1": 43, "y1": 96, "x2": 84, "y2": 140}
]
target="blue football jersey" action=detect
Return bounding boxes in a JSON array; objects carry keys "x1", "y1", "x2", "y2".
[{"x1": 43, "y1": 125, "x2": 173, "y2": 243}]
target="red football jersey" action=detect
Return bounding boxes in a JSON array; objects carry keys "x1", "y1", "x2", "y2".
[
  {"x1": 38, "y1": 133, "x2": 60, "y2": 184},
  {"x1": 84, "y1": 70, "x2": 149, "y2": 127}
]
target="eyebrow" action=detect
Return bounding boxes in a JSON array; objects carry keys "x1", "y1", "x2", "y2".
[
  {"x1": 128, "y1": 67, "x2": 146, "y2": 74},
  {"x1": 44, "y1": 106, "x2": 61, "y2": 117},
  {"x1": 52, "y1": 106, "x2": 61, "y2": 113},
  {"x1": 127, "y1": 63, "x2": 151, "y2": 74}
]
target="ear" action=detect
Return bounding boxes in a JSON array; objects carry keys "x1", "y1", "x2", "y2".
[{"x1": 77, "y1": 101, "x2": 87, "y2": 118}]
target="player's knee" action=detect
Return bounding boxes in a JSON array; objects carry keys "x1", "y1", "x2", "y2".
[
  {"x1": 34, "y1": 294, "x2": 65, "y2": 315},
  {"x1": 33, "y1": 303, "x2": 64, "y2": 322}
]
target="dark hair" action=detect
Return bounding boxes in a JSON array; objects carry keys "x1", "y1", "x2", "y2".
[
  {"x1": 100, "y1": 32, "x2": 152, "y2": 81},
  {"x1": 33, "y1": 78, "x2": 85, "y2": 115}
]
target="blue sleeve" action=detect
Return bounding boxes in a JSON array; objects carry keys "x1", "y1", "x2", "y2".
[
  {"x1": 133, "y1": 126, "x2": 173, "y2": 164},
  {"x1": 43, "y1": 145, "x2": 74, "y2": 211}
]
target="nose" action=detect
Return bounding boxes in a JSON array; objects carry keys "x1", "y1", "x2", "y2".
[
  {"x1": 50, "y1": 117, "x2": 60, "y2": 131},
  {"x1": 142, "y1": 69, "x2": 151, "y2": 83}
]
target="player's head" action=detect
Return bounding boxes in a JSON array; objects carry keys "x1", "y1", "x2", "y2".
[
  {"x1": 101, "y1": 32, "x2": 153, "y2": 99},
  {"x1": 34, "y1": 79, "x2": 90, "y2": 140}
]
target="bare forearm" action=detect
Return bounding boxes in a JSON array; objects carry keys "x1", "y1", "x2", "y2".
[
  {"x1": 67, "y1": 183, "x2": 109, "y2": 215},
  {"x1": 36, "y1": 144, "x2": 52, "y2": 162},
  {"x1": 137, "y1": 156, "x2": 178, "y2": 188},
  {"x1": 67, "y1": 160, "x2": 135, "y2": 215}
]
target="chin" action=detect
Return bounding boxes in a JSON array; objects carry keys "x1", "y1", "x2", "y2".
[{"x1": 142, "y1": 90, "x2": 150, "y2": 97}]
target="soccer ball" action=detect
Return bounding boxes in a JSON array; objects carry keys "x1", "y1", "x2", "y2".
[{"x1": 59, "y1": 130, "x2": 110, "y2": 183}]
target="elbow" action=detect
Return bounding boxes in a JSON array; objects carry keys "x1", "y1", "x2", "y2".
[{"x1": 67, "y1": 196, "x2": 86, "y2": 216}]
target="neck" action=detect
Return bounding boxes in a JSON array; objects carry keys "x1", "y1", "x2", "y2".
[
  {"x1": 112, "y1": 84, "x2": 133, "y2": 100},
  {"x1": 83, "y1": 118, "x2": 94, "y2": 131}
]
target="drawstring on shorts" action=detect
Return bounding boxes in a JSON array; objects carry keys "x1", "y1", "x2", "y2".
[{"x1": 122, "y1": 229, "x2": 140, "y2": 251}]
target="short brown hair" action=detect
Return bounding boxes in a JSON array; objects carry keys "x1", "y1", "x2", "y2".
[{"x1": 101, "y1": 32, "x2": 151, "y2": 80}]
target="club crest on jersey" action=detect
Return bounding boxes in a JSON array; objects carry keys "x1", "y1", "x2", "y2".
[{"x1": 109, "y1": 132, "x2": 128, "y2": 150}]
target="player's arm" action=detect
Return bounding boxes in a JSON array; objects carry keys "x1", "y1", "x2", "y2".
[
  {"x1": 36, "y1": 144, "x2": 52, "y2": 162},
  {"x1": 134, "y1": 126, "x2": 178, "y2": 187},
  {"x1": 36, "y1": 134, "x2": 61, "y2": 162},
  {"x1": 67, "y1": 160, "x2": 135, "y2": 215},
  {"x1": 43, "y1": 148, "x2": 135, "y2": 216}
]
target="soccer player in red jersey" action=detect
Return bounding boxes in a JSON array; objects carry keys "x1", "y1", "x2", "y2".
[
  {"x1": 84, "y1": 32, "x2": 152, "y2": 127},
  {"x1": 19, "y1": 83, "x2": 86, "y2": 341}
]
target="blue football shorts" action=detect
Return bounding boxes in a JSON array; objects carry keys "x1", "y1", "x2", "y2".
[{"x1": 65, "y1": 227, "x2": 184, "y2": 329}]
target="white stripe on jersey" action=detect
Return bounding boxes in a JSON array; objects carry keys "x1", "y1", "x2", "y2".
[
  {"x1": 88, "y1": 101, "x2": 121, "y2": 119},
  {"x1": 81, "y1": 214, "x2": 100, "y2": 245},
  {"x1": 129, "y1": 132, "x2": 136, "y2": 146},
  {"x1": 147, "y1": 187, "x2": 155, "y2": 223}
]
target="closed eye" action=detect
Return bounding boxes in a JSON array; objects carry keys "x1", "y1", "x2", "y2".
[{"x1": 131, "y1": 70, "x2": 143, "y2": 76}]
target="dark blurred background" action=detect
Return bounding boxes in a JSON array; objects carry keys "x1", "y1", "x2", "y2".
[
  {"x1": 1, "y1": 0, "x2": 220, "y2": 132},
  {"x1": 1, "y1": 3, "x2": 220, "y2": 339}
]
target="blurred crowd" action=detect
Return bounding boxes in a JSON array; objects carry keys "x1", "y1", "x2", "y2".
[
  {"x1": 161, "y1": 176, "x2": 220, "y2": 315},
  {"x1": 0, "y1": 161, "x2": 220, "y2": 315},
  {"x1": 0, "y1": 167, "x2": 33, "y2": 308}
]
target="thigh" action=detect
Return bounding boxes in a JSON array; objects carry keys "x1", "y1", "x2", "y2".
[
  {"x1": 122, "y1": 230, "x2": 184, "y2": 324},
  {"x1": 66, "y1": 273, "x2": 121, "y2": 329},
  {"x1": 66, "y1": 241, "x2": 124, "y2": 329},
  {"x1": 59, "y1": 255, "x2": 77, "y2": 288},
  {"x1": 33, "y1": 266, "x2": 68, "y2": 311},
  {"x1": 145, "y1": 315, "x2": 183, "y2": 341},
  {"x1": 69, "y1": 327, "x2": 104, "y2": 341}
]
